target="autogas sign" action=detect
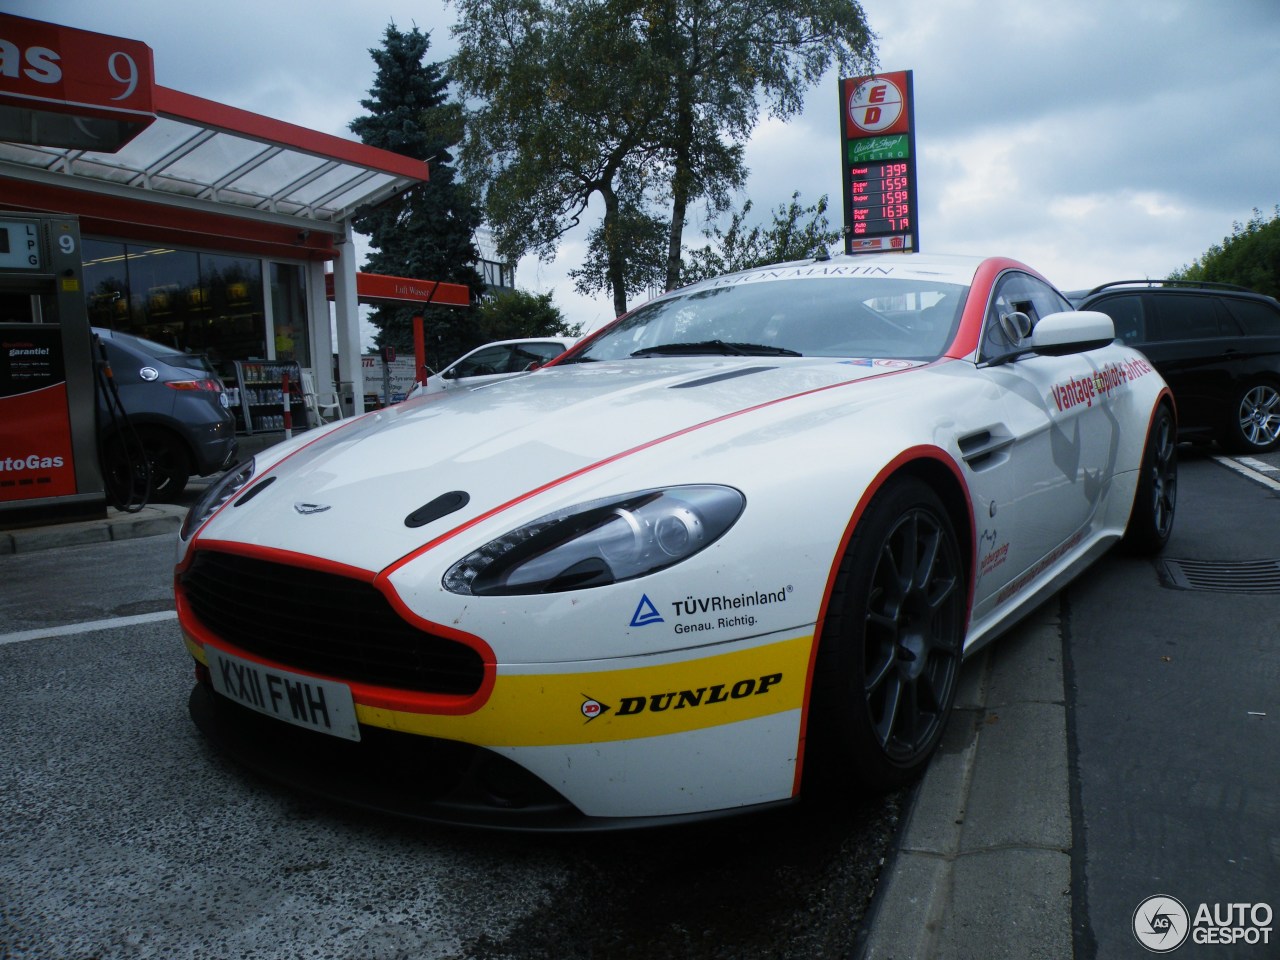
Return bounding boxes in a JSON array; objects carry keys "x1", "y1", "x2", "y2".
[{"x1": 838, "y1": 70, "x2": 920, "y2": 255}]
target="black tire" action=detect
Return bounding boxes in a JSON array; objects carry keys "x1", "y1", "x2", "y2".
[
  {"x1": 809, "y1": 477, "x2": 966, "y2": 794},
  {"x1": 100, "y1": 433, "x2": 152, "y2": 508},
  {"x1": 1222, "y1": 379, "x2": 1280, "y2": 453},
  {"x1": 1121, "y1": 403, "x2": 1177, "y2": 555},
  {"x1": 137, "y1": 428, "x2": 191, "y2": 502}
]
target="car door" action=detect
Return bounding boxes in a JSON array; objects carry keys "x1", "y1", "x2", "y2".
[
  {"x1": 967, "y1": 271, "x2": 1118, "y2": 615},
  {"x1": 1140, "y1": 292, "x2": 1238, "y2": 435}
]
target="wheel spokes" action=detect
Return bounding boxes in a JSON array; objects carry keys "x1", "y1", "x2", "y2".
[
  {"x1": 1241, "y1": 387, "x2": 1280, "y2": 445},
  {"x1": 863, "y1": 505, "x2": 963, "y2": 757}
]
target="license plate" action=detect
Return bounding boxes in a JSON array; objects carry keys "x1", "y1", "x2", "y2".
[{"x1": 206, "y1": 646, "x2": 361, "y2": 741}]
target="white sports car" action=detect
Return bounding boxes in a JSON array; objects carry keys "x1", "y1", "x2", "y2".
[{"x1": 176, "y1": 253, "x2": 1176, "y2": 829}]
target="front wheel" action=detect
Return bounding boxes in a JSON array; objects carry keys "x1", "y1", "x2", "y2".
[
  {"x1": 809, "y1": 477, "x2": 966, "y2": 794},
  {"x1": 1222, "y1": 380, "x2": 1280, "y2": 453}
]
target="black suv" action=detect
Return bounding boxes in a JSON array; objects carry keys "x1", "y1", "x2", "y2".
[{"x1": 1071, "y1": 281, "x2": 1280, "y2": 453}]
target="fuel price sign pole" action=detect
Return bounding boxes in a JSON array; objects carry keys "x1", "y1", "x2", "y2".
[{"x1": 838, "y1": 70, "x2": 920, "y2": 254}]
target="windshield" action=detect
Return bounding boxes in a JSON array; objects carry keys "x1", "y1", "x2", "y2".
[{"x1": 569, "y1": 273, "x2": 969, "y2": 363}]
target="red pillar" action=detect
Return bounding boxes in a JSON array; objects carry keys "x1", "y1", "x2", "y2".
[{"x1": 412, "y1": 314, "x2": 426, "y2": 385}]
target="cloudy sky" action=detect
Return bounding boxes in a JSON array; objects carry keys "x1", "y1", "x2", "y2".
[{"x1": 12, "y1": 0, "x2": 1280, "y2": 336}]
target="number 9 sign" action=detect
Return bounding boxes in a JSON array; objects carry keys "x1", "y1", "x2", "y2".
[
  {"x1": 0, "y1": 20, "x2": 155, "y2": 119},
  {"x1": 107, "y1": 51, "x2": 139, "y2": 101}
]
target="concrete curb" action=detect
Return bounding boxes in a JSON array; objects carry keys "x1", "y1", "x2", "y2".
[
  {"x1": 0, "y1": 432, "x2": 285, "y2": 556},
  {"x1": 860, "y1": 603, "x2": 1072, "y2": 959},
  {"x1": 0, "y1": 502, "x2": 186, "y2": 555}
]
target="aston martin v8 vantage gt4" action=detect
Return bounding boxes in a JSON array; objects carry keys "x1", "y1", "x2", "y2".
[{"x1": 176, "y1": 253, "x2": 1177, "y2": 829}]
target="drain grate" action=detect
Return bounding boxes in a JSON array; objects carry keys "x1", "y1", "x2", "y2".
[{"x1": 1160, "y1": 558, "x2": 1280, "y2": 594}]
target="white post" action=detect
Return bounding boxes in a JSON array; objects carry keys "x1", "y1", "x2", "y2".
[{"x1": 332, "y1": 220, "x2": 364, "y2": 415}]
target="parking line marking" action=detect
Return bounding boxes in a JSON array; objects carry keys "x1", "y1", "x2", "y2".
[
  {"x1": 1214, "y1": 455, "x2": 1280, "y2": 493},
  {"x1": 0, "y1": 610, "x2": 177, "y2": 647},
  {"x1": 1235, "y1": 456, "x2": 1279, "y2": 472}
]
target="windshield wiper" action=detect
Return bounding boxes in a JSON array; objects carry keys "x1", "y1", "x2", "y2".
[{"x1": 630, "y1": 339, "x2": 802, "y2": 358}]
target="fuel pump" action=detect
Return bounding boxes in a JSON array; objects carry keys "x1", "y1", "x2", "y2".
[{"x1": 0, "y1": 213, "x2": 106, "y2": 527}]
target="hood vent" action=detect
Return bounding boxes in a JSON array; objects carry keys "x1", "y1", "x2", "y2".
[
  {"x1": 670, "y1": 366, "x2": 776, "y2": 389},
  {"x1": 406, "y1": 490, "x2": 471, "y2": 528}
]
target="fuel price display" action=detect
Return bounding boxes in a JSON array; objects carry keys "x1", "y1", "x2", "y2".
[
  {"x1": 839, "y1": 71, "x2": 919, "y2": 253},
  {"x1": 848, "y1": 161, "x2": 912, "y2": 237}
]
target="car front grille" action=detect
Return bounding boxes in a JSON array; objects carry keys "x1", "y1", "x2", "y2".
[{"x1": 179, "y1": 549, "x2": 485, "y2": 696}]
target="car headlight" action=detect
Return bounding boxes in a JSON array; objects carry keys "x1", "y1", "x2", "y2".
[
  {"x1": 443, "y1": 485, "x2": 745, "y2": 596},
  {"x1": 180, "y1": 458, "x2": 257, "y2": 540}
]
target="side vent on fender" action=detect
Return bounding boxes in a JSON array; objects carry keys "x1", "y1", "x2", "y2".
[{"x1": 958, "y1": 429, "x2": 1015, "y2": 470}]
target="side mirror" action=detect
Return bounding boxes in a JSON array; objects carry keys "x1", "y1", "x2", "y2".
[
  {"x1": 1028, "y1": 310, "x2": 1115, "y2": 355},
  {"x1": 999, "y1": 310, "x2": 1033, "y2": 346}
]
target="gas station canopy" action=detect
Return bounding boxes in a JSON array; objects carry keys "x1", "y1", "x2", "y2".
[
  {"x1": 0, "y1": 87, "x2": 428, "y2": 236},
  {"x1": 0, "y1": 14, "x2": 429, "y2": 260}
]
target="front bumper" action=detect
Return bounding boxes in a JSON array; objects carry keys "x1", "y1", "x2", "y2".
[{"x1": 189, "y1": 681, "x2": 794, "y2": 832}]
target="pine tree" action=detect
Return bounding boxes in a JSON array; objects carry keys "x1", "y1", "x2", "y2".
[{"x1": 350, "y1": 24, "x2": 485, "y2": 364}]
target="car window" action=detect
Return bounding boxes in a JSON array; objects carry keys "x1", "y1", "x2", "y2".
[
  {"x1": 1149, "y1": 294, "x2": 1233, "y2": 341},
  {"x1": 99, "y1": 339, "x2": 144, "y2": 385},
  {"x1": 120, "y1": 332, "x2": 215, "y2": 373},
  {"x1": 570, "y1": 276, "x2": 968, "y2": 363},
  {"x1": 450, "y1": 345, "x2": 510, "y2": 377},
  {"x1": 1088, "y1": 294, "x2": 1147, "y2": 344},
  {"x1": 522, "y1": 342, "x2": 567, "y2": 364},
  {"x1": 504, "y1": 342, "x2": 563, "y2": 372},
  {"x1": 980, "y1": 272, "x2": 1072, "y2": 361},
  {"x1": 1222, "y1": 297, "x2": 1280, "y2": 335}
]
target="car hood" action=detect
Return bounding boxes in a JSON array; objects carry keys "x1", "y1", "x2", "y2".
[{"x1": 192, "y1": 357, "x2": 926, "y2": 571}]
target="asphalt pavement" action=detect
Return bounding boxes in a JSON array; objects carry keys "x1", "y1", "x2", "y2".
[
  {"x1": 4, "y1": 442, "x2": 1278, "y2": 958},
  {"x1": 860, "y1": 451, "x2": 1280, "y2": 959}
]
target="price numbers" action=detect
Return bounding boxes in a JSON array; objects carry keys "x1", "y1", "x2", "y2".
[{"x1": 849, "y1": 161, "x2": 913, "y2": 236}]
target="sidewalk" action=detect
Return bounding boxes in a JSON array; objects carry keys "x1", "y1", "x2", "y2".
[
  {"x1": 858, "y1": 603, "x2": 1072, "y2": 959},
  {"x1": 0, "y1": 431, "x2": 286, "y2": 556}
]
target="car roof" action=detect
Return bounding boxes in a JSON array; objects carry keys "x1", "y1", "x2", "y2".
[
  {"x1": 1078, "y1": 279, "x2": 1258, "y2": 298},
  {"x1": 678, "y1": 251, "x2": 993, "y2": 291},
  {"x1": 461, "y1": 337, "x2": 575, "y2": 349}
]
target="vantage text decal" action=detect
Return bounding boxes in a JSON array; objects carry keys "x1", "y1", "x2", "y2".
[{"x1": 1051, "y1": 357, "x2": 1152, "y2": 412}]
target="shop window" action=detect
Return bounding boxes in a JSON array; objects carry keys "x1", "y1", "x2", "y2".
[
  {"x1": 201, "y1": 254, "x2": 265, "y2": 369},
  {"x1": 133, "y1": 247, "x2": 201, "y2": 347},
  {"x1": 269, "y1": 262, "x2": 309, "y2": 364},
  {"x1": 81, "y1": 240, "x2": 266, "y2": 377},
  {"x1": 82, "y1": 238, "x2": 132, "y2": 329}
]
